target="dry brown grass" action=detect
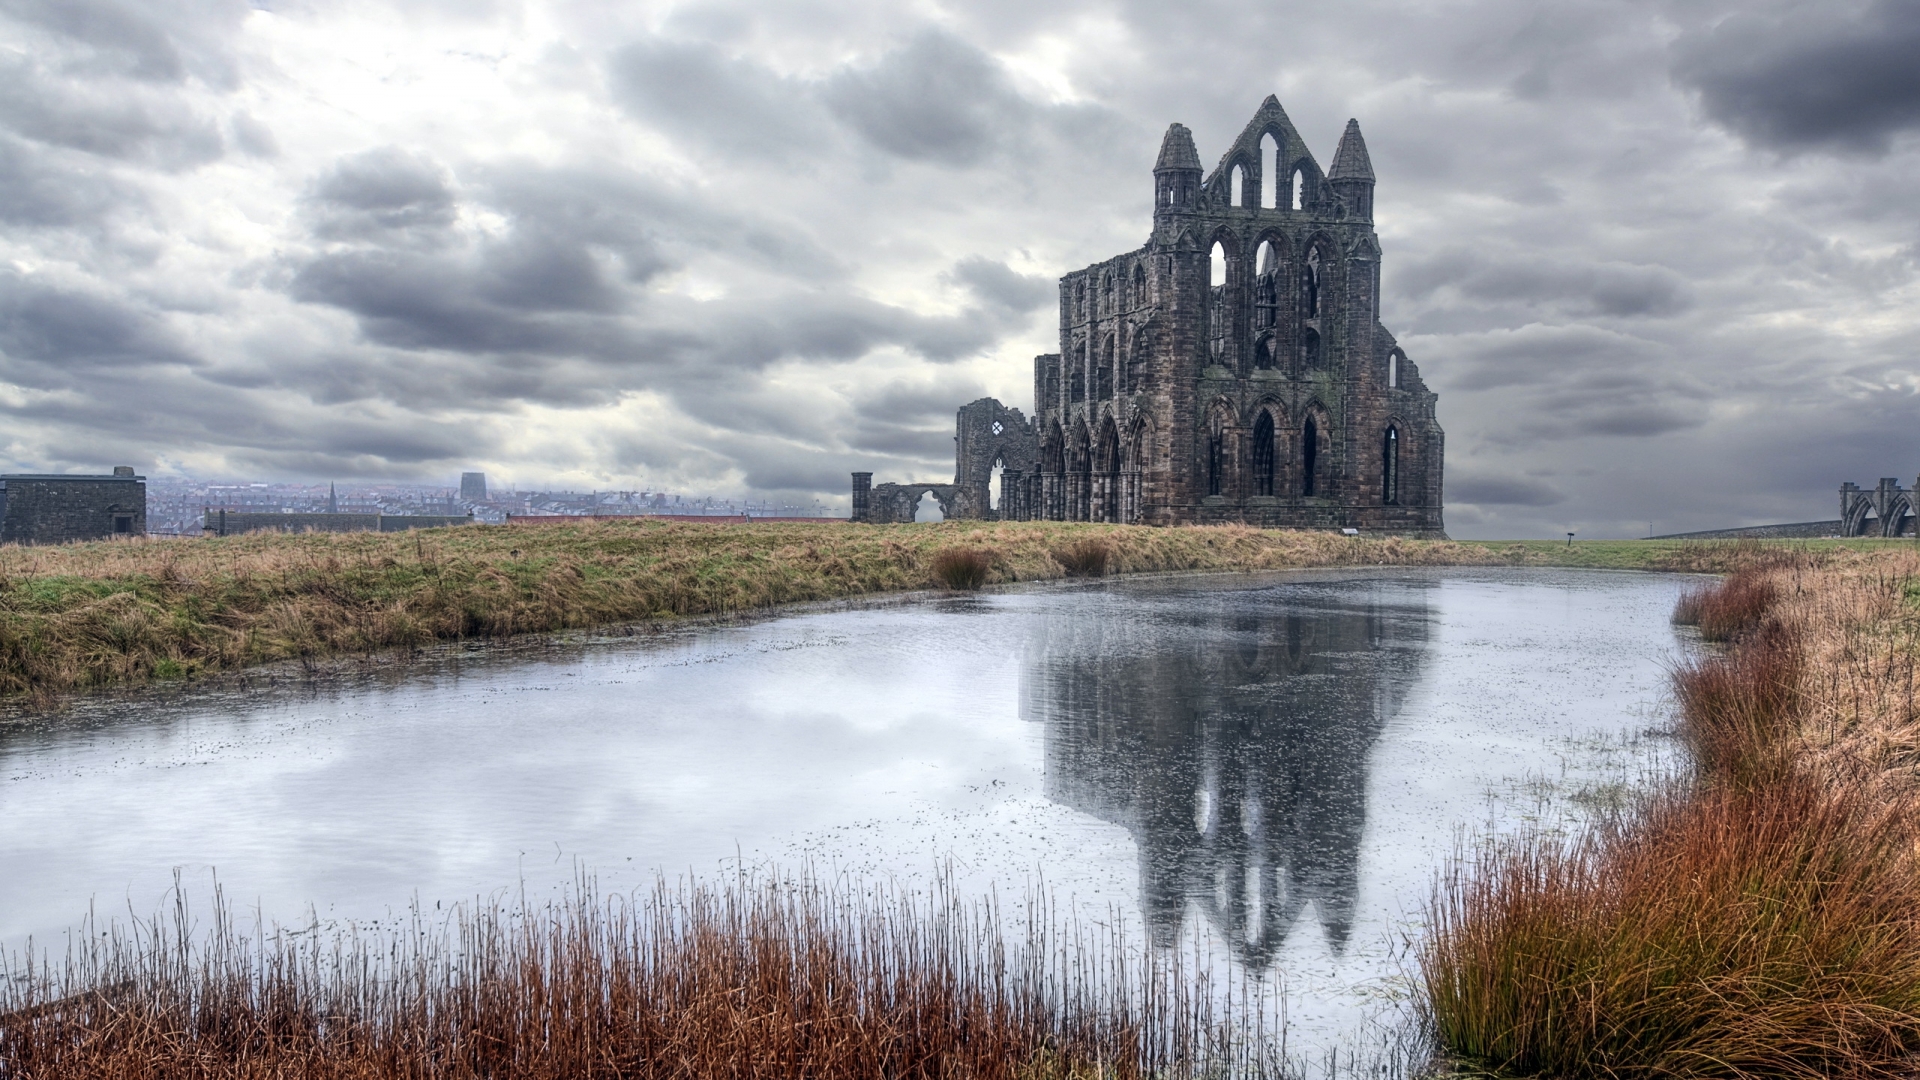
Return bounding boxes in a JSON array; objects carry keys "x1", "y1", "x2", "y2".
[
  {"x1": 929, "y1": 546, "x2": 992, "y2": 590},
  {"x1": 0, "y1": 873, "x2": 1259, "y2": 1080},
  {"x1": 1673, "y1": 567, "x2": 1782, "y2": 642},
  {"x1": 1426, "y1": 549, "x2": 1920, "y2": 1077},
  {"x1": 1673, "y1": 620, "x2": 1804, "y2": 784},
  {"x1": 1051, "y1": 538, "x2": 1112, "y2": 578},
  {"x1": 0, "y1": 521, "x2": 1514, "y2": 698},
  {"x1": 1425, "y1": 774, "x2": 1920, "y2": 1078}
]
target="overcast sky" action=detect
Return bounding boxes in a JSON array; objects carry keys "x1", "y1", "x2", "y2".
[{"x1": 2, "y1": 0, "x2": 1917, "y2": 537}]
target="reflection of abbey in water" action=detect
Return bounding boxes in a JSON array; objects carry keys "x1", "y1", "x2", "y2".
[{"x1": 1023, "y1": 584, "x2": 1430, "y2": 964}]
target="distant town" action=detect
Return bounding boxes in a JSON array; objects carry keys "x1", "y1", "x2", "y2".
[{"x1": 144, "y1": 474, "x2": 835, "y2": 536}]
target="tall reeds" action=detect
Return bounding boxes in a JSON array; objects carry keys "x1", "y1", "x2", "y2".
[
  {"x1": 1673, "y1": 567, "x2": 1780, "y2": 642},
  {"x1": 1, "y1": 872, "x2": 1271, "y2": 1079},
  {"x1": 1425, "y1": 775, "x2": 1920, "y2": 1078},
  {"x1": 1424, "y1": 561, "x2": 1920, "y2": 1077}
]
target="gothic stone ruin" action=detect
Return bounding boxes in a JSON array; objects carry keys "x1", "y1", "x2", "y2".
[
  {"x1": 1840, "y1": 478, "x2": 1918, "y2": 537},
  {"x1": 854, "y1": 97, "x2": 1445, "y2": 535},
  {"x1": 853, "y1": 399, "x2": 1038, "y2": 524}
]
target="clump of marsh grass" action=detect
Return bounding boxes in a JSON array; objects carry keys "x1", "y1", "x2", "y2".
[
  {"x1": 1052, "y1": 539, "x2": 1112, "y2": 578},
  {"x1": 929, "y1": 546, "x2": 992, "y2": 590},
  {"x1": 1423, "y1": 772, "x2": 1920, "y2": 1079},
  {"x1": 1674, "y1": 618, "x2": 1803, "y2": 784},
  {"x1": 1673, "y1": 567, "x2": 1781, "y2": 642},
  {"x1": 0, "y1": 871, "x2": 1276, "y2": 1080}
]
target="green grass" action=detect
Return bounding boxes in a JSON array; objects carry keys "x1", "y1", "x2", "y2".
[{"x1": 1464, "y1": 537, "x2": 1918, "y2": 571}]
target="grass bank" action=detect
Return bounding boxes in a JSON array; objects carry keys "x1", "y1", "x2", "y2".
[
  {"x1": 1424, "y1": 547, "x2": 1920, "y2": 1077},
  {"x1": 0, "y1": 521, "x2": 1907, "y2": 698}
]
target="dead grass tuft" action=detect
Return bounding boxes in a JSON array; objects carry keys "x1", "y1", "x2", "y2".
[
  {"x1": 1052, "y1": 539, "x2": 1112, "y2": 578},
  {"x1": 1674, "y1": 567, "x2": 1781, "y2": 641},
  {"x1": 929, "y1": 546, "x2": 992, "y2": 590}
]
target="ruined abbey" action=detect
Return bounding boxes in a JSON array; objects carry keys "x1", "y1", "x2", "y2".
[{"x1": 855, "y1": 97, "x2": 1445, "y2": 535}]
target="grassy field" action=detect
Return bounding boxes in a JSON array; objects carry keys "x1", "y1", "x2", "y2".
[{"x1": 0, "y1": 520, "x2": 1904, "y2": 698}]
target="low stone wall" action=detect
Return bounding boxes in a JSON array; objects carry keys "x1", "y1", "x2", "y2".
[
  {"x1": 205, "y1": 511, "x2": 472, "y2": 535},
  {"x1": 1649, "y1": 520, "x2": 1848, "y2": 540}
]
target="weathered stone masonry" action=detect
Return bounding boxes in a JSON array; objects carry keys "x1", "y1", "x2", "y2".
[
  {"x1": 855, "y1": 98, "x2": 1445, "y2": 535},
  {"x1": 0, "y1": 468, "x2": 146, "y2": 545}
]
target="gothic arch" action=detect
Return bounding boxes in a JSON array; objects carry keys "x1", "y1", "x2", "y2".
[
  {"x1": 1381, "y1": 414, "x2": 1412, "y2": 507},
  {"x1": 1301, "y1": 233, "x2": 1340, "y2": 323},
  {"x1": 1889, "y1": 494, "x2": 1915, "y2": 536},
  {"x1": 1246, "y1": 398, "x2": 1288, "y2": 499},
  {"x1": 1251, "y1": 230, "x2": 1290, "y2": 338},
  {"x1": 1206, "y1": 397, "x2": 1239, "y2": 499},
  {"x1": 1095, "y1": 415, "x2": 1123, "y2": 522},
  {"x1": 1207, "y1": 228, "x2": 1245, "y2": 369},
  {"x1": 1300, "y1": 400, "x2": 1332, "y2": 498}
]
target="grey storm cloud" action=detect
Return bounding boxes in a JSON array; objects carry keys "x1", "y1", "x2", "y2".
[
  {"x1": 0, "y1": 270, "x2": 196, "y2": 381},
  {"x1": 821, "y1": 31, "x2": 1031, "y2": 166},
  {"x1": 1, "y1": 0, "x2": 1918, "y2": 534},
  {"x1": 1674, "y1": 0, "x2": 1920, "y2": 155},
  {"x1": 308, "y1": 147, "x2": 457, "y2": 238},
  {"x1": 1448, "y1": 473, "x2": 1566, "y2": 507}
]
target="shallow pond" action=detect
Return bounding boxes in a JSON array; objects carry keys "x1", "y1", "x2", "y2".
[{"x1": 0, "y1": 567, "x2": 1689, "y2": 1058}]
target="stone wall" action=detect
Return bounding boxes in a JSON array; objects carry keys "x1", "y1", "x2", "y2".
[
  {"x1": 1649, "y1": 521, "x2": 1848, "y2": 540},
  {"x1": 205, "y1": 510, "x2": 472, "y2": 535},
  {"x1": 0, "y1": 472, "x2": 146, "y2": 545}
]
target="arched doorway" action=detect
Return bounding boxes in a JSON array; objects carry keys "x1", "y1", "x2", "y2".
[{"x1": 914, "y1": 491, "x2": 944, "y2": 522}]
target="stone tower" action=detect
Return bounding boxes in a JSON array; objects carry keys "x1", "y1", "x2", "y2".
[{"x1": 1023, "y1": 97, "x2": 1444, "y2": 534}]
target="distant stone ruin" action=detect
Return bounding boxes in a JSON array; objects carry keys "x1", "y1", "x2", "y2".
[{"x1": 855, "y1": 97, "x2": 1444, "y2": 535}]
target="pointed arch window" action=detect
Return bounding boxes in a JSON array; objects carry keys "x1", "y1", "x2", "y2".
[
  {"x1": 1253, "y1": 412, "x2": 1276, "y2": 496},
  {"x1": 1291, "y1": 168, "x2": 1304, "y2": 210},
  {"x1": 1254, "y1": 240, "x2": 1280, "y2": 330},
  {"x1": 1097, "y1": 336, "x2": 1115, "y2": 399},
  {"x1": 1302, "y1": 415, "x2": 1319, "y2": 497},
  {"x1": 1388, "y1": 351, "x2": 1399, "y2": 388},
  {"x1": 1230, "y1": 164, "x2": 1246, "y2": 207},
  {"x1": 1302, "y1": 328, "x2": 1321, "y2": 370},
  {"x1": 1260, "y1": 135, "x2": 1279, "y2": 208},
  {"x1": 1208, "y1": 241, "x2": 1232, "y2": 362},
  {"x1": 1304, "y1": 247, "x2": 1322, "y2": 317},
  {"x1": 1382, "y1": 426, "x2": 1400, "y2": 505}
]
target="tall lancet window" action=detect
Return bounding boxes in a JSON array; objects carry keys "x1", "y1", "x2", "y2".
[
  {"x1": 1304, "y1": 247, "x2": 1322, "y2": 318},
  {"x1": 1253, "y1": 412, "x2": 1276, "y2": 497},
  {"x1": 1383, "y1": 426, "x2": 1400, "y2": 505},
  {"x1": 1302, "y1": 416, "x2": 1319, "y2": 496}
]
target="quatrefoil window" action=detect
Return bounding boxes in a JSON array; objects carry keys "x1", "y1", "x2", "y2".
[{"x1": 991, "y1": 421, "x2": 1004, "y2": 435}]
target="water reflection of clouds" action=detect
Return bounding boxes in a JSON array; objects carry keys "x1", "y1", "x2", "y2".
[{"x1": 1026, "y1": 581, "x2": 1432, "y2": 966}]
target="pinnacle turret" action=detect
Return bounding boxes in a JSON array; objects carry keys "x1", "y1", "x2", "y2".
[
  {"x1": 1327, "y1": 119, "x2": 1374, "y2": 182},
  {"x1": 1153, "y1": 123, "x2": 1201, "y2": 172}
]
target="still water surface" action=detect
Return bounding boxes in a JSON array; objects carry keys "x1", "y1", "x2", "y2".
[{"x1": 0, "y1": 568, "x2": 1688, "y2": 1055}]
